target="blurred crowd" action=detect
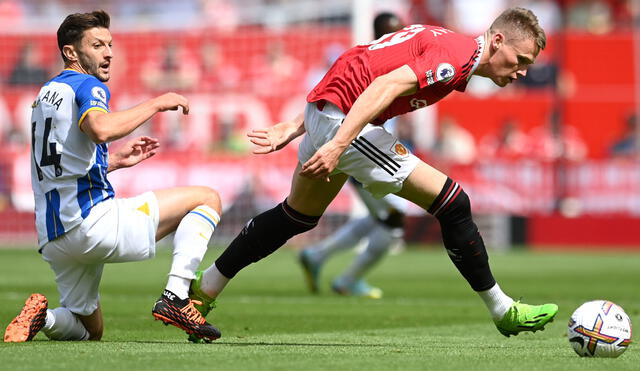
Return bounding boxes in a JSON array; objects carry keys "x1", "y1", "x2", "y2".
[
  {"x1": 377, "y1": 111, "x2": 640, "y2": 167},
  {"x1": 0, "y1": 0, "x2": 639, "y2": 160},
  {"x1": 0, "y1": 0, "x2": 638, "y2": 32}
]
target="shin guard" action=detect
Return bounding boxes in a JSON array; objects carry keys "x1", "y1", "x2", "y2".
[
  {"x1": 215, "y1": 200, "x2": 320, "y2": 278},
  {"x1": 429, "y1": 178, "x2": 496, "y2": 291}
]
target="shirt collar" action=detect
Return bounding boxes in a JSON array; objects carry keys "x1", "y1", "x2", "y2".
[{"x1": 467, "y1": 34, "x2": 485, "y2": 81}]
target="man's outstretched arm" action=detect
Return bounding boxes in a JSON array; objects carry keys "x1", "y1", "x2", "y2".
[{"x1": 81, "y1": 92, "x2": 189, "y2": 144}]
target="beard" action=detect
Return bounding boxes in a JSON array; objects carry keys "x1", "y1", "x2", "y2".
[{"x1": 78, "y1": 52, "x2": 109, "y2": 82}]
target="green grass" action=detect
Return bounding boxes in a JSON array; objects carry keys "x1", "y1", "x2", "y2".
[{"x1": 0, "y1": 245, "x2": 638, "y2": 371}]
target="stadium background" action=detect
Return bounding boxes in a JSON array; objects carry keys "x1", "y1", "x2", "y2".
[{"x1": 0, "y1": 0, "x2": 639, "y2": 250}]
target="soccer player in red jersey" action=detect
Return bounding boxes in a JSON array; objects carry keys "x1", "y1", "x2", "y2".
[{"x1": 191, "y1": 8, "x2": 558, "y2": 338}]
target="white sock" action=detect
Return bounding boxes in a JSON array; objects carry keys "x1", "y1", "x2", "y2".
[
  {"x1": 200, "y1": 263, "x2": 229, "y2": 299},
  {"x1": 165, "y1": 276, "x2": 191, "y2": 299},
  {"x1": 477, "y1": 283, "x2": 514, "y2": 320},
  {"x1": 340, "y1": 223, "x2": 394, "y2": 284},
  {"x1": 166, "y1": 205, "x2": 219, "y2": 299},
  {"x1": 42, "y1": 307, "x2": 90, "y2": 341},
  {"x1": 308, "y1": 216, "x2": 375, "y2": 263}
]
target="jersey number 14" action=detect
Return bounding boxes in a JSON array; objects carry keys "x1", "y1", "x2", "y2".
[{"x1": 31, "y1": 117, "x2": 62, "y2": 181}]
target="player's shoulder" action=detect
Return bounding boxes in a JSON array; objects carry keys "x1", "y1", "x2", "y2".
[
  {"x1": 50, "y1": 69, "x2": 109, "y2": 95},
  {"x1": 419, "y1": 25, "x2": 477, "y2": 53},
  {"x1": 421, "y1": 26, "x2": 479, "y2": 69}
]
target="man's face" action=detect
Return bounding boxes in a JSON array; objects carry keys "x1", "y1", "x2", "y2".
[
  {"x1": 487, "y1": 34, "x2": 538, "y2": 87},
  {"x1": 74, "y1": 27, "x2": 113, "y2": 82}
]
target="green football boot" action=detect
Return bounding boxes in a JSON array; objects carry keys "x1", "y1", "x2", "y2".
[
  {"x1": 494, "y1": 301, "x2": 558, "y2": 337},
  {"x1": 187, "y1": 270, "x2": 217, "y2": 343},
  {"x1": 299, "y1": 249, "x2": 321, "y2": 293}
]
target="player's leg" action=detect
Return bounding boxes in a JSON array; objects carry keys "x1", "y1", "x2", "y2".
[
  {"x1": 331, "y1": 189, "x2": 405, "y2": 298},
  {"x1": 356, "y1": 182, "x2": 408, "y2": 256},
  {"x1": 303, "y1": 216, "x2": 375, "y2": 264},
  {"x1": 3, "y1": 293, "x2": 98, "y2": 342},
  {"x1": 331, "y1": 219, "x2": 400, "y2": 299},
  {"x1": 196, "y1": 165, "x2": 349, "y2": 301},
  {"x1": 186, "y1": 103, "x2": 350, "y2": 342},
  {"x1": 148, "y1": 186, "x2": 223, "y2": 341},
  {"x1": 299, "y1": 213, "x2": 376, "y2": 293},
  {"x1": 77, "y1": 306, "x2": 103, "y2": 340},
  {"x1": 10, "y1": 235, "x2": 106, "y2": 342},
  {"x1": 152, "y1": 186, "x2": 221, "y2": 299},
  {"x1": 396, "y1": 161, "x2": 557, "y2": 336}
]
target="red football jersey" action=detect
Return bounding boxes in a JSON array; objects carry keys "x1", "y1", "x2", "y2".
[{"x1": 307, "y1": 25, "x2": 483, "y2": 125}]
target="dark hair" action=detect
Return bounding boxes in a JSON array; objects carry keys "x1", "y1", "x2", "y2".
[
  {"x1": 373, "y1": 12, "x2": 403, "y2": 39},
  {"x1": 57, "y1": 10, "x2": 110, "y2": 62}
]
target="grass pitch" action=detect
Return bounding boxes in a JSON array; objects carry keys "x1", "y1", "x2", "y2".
[{"x1": 0, "y1": 245, "x2": 638, "y2": 371}]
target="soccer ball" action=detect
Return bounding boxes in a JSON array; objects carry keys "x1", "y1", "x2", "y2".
[{"x1": 567, "y1": 300, "x2": 632, "y2": 358}]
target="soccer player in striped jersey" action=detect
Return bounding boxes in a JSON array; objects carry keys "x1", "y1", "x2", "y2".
[
  {"x1": 4, "y1": 10, "x2": 221, "y2": 343},
  {"x1": 195, "y1": 8, "x2": 559, "y2": 337}
]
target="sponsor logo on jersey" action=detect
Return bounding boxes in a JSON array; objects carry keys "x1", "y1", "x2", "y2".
[
  {"x1": 410, "y1": 98, "x2": 428, "y2": 109},
  {"x1": 392, "y1": 142, "x2": 409, "y2": 157},
  {"x1": 426, "y1": 70, "x2": 435, "y2": 85},
  {"x1": 91, "y1": 86, "x2": 107, "y2": 104},
  {"x1": 90, "y1": 100, "x2": 108, "y2": 110},
  {"x1": 436, "y1": 63, "x2": 455, "y2": 82}
]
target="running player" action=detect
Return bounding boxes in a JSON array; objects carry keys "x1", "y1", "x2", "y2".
[
  {"x1": 4, "y1": 10, "x2": 221, "y2": 343},
  {"x1": 193, "y1": 7, "x2": 559, "y2": 337}
]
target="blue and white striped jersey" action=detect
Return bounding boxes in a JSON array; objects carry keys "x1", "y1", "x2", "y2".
[{"x1": 30, "y1": 69, "x2": 115, "y2": 247}]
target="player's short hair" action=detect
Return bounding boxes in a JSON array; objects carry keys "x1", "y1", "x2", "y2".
[
  {"x1": 373, "y1": 12, "x2": 404, "y2": 39},
  {"x1": 57, "y1": 10, "x2": 110, "y2": 62},
  {"x1": 489, "y1": 7, "x2": 546, "y2": 52}
]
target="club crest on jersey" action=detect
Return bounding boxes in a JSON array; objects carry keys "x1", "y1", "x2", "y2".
[
  {"x1": 410, "y1": 98, "x2": 427, "y2": 109},
  {"x1": 436, "y1": 63, "x2": 455, "y2": 82},
  {"x1": 91, "y1": 86, "x2": 107, "y2": 104},
  {"x1": 391, "y1": 141, "x2": 409, "y2": 157},
  {"x1": 426, "y1": 70, "x2": 435, "y2": 85}
]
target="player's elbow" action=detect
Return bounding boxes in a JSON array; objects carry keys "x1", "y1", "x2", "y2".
[
  {"x1": 90, "y1": 131, "x2": 110, "y2": 144},
  {"x1": 81, "y1": 122, "x2": 111, "y2": 144},
  {"x1": 94, "y1": 132, "x2": 112, "y2": 144}
]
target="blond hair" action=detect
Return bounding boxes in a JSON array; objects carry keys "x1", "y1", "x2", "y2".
[{"x1": 490, "y1": 7, "x2": 546, "y2": 52}]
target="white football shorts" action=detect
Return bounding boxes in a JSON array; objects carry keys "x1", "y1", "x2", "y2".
[
  {"x1": 41, "y1": 191, "x2": 159, "y2": 316},
  {"x1": 299, "y1": 101, "x2": 419, "y2": 198}
]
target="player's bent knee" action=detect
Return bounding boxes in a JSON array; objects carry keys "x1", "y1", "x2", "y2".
[
  {"x1": 202, "y1": 187, "x2": 222, "y2": 214},
  {"x1": 185, "y1": 186, "x2": 222, "y2": 214}
]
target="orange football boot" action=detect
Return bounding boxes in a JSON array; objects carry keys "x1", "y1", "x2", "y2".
[{"x1": 4, "y1": 293, "x2": 48, "y2": 342}]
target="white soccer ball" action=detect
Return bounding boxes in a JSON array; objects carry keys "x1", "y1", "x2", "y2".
[{"x1": 567, "y1": 300, "x2": 632, "y2": 358}]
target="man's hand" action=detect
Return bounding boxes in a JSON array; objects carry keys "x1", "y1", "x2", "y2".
[
  {"x1": 153, "y1": 92, "x2": 190, "y2": 114},
  {"x1": 108, "y1": 136, "x2": 159, "y2": 172},
  {"x1": 248, "y1": 117, "x2": 306, "y2": 154},
  {"x1": 300, "y1": 140, "x2": 345, "y2": 182}
]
